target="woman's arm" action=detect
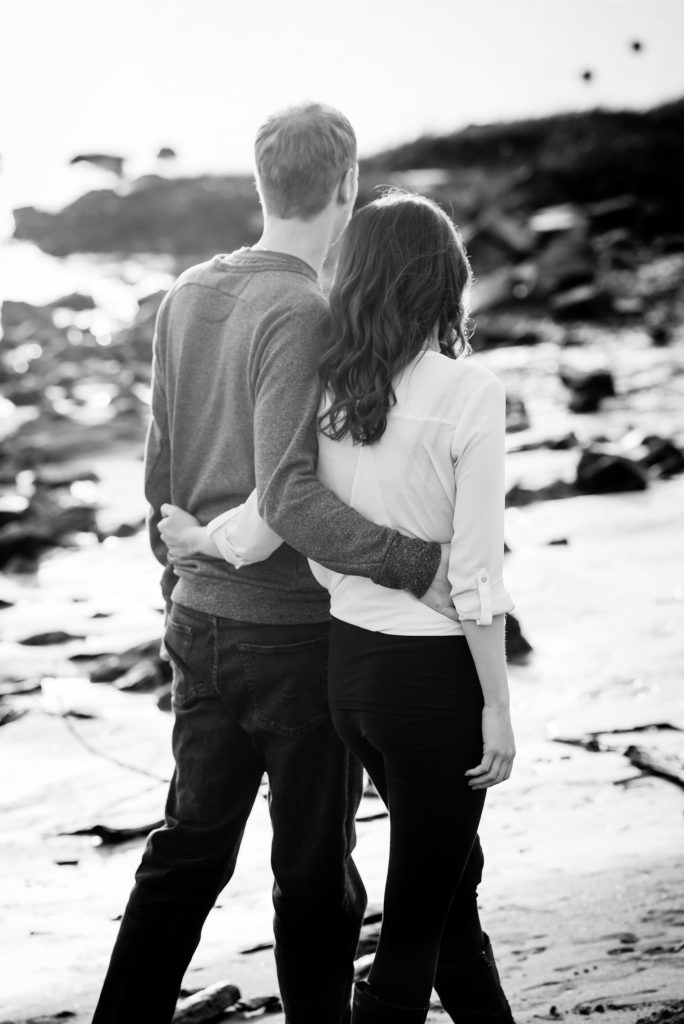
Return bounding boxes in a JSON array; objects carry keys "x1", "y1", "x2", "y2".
[
  {"x1": 462, "y1": 617, "x2": 515, "y2": 790},
  {"x1": 449, "y1": 374, "x2": 516, "y2": 789},
  {"x1": 158, "y1": 490, "x2": 283, "y2": 568}
]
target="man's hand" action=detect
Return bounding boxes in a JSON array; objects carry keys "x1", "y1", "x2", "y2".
[
  {"x1": 465, "y1": 705, "x2": 516, "y2": 790},
  {"x1": 418, "y1": 543, "x2": 458, "y2": 622},
  {"x1": 158, "y1": 504, "x2": 203, "y2": 561}
]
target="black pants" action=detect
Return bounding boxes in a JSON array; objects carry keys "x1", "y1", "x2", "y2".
[
  {"x1": 92, "y1": 604, "x2": 365, "y2": 1024},
  {"x1": 328, "y1": 618, "x2": 487, "y2": 1009}
]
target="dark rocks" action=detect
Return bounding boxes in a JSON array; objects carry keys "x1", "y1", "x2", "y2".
[
  {"x1": 20, "y1": 631, "x2": 84, "y2": 646},
  {"x1": 576, "y1": 449, "x2": 648, "y2": 494},
  {"x1": 535, "y1": 227, "x2": 595, "y2": 298},
  {"x1": 506, "y1": 614, "x2": 533, "y2": 664},
  {"x1": 60, "y1": 821, "x2": 163, "y2": 846},
  {"x1": 156, "y1": 684, "x2": 173, "y2": 712},
  {"x1": 89, "y1": 640, "x2": 165, "y2": 683},
  {"x1": 50, "y1": 292, "x2": 96, "y2": 312},
  {"x1": 639, "y1": 436, "x2": 684, "y2": 477},
  {"x1": 105, "y1": 519, "x2": 145, "y2": 539},
  {"x1": 0, "y1": 706, "x2": 26, "y2": 727},
  {"x1": 69, "y1": 153, "x2": 126, "y2": 176},
  {"x1": 0, "y1": 486, "x2": 99, "y2": 569},
  {"x1": 13, "y1": 175, "x2": 259, "y2": 257},
  {"x1": 506, "y1": 480, "x2": 577, "y2": 507},
  {"x1": 505, "y1": 394, "x2": 530, "y2": 433},
  {"x1": 559, "y1": 369, "x2": 616, "y2": 412},
  {"x1": 551, "y1": 284, "x2": 613, "y2": 320},
  {"x1": 114, "y1": 658, "x2": 170, "y2": 693}
]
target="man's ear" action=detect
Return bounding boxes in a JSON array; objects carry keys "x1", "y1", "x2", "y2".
[{"x1": 337, "y1": 164, "x2": 358, "y2": 205}]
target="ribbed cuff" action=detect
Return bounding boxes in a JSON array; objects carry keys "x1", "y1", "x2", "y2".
[{"x1": 376, "y1": 535, "x2": 441, "y2": 598}]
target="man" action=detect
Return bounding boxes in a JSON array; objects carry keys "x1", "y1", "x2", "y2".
[{"x1": 92, "y1": 103, "x2": 448, "y2": 1024}]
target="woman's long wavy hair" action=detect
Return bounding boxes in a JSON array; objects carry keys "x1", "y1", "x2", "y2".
[{"x1": 318, "y1": 190, "x2": 472, "y2": 445}]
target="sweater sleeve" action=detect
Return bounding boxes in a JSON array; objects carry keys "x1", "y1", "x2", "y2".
[
  {"x1": 448, "y1": 375, "x2": 514, "y2": 624},
  {"x1": 143, "y1": 291, "x2": 176, "y2": 605},
  {"x1": 252, "y1": 300, "x2": 440, "y2": 597}
]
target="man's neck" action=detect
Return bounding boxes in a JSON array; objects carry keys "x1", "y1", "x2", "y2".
[{"x1": 254, "y1": 215, "x2": 335, "y2": 277}]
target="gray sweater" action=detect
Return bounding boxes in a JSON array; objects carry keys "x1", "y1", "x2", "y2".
[{"x1": 144, "y1": 248, "x2": 439, "y2": 624}]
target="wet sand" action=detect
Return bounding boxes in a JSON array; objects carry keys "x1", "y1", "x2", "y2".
[{"x1": 1, "y1": 462, "x2": 682, "y2": 1023}]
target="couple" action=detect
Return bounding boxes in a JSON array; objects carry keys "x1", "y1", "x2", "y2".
[{"x1": 92, "y1": 102, "x2": 516, "y2": 1024}]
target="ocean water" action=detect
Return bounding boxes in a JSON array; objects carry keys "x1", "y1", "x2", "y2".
[{"x1": 0, "y1": 237, "x2": 175, "y2": 311}]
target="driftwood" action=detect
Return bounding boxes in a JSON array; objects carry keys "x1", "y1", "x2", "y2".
[
  {"x1": 172, "y1": 981, "x2": 240, "y2": 1023},
  {"x1": 554, "y1": 723, "x2": 684, "y2": 789},
  {"x1": 60, "y1": 822, "x2": 163, "y2": 845},
  {"x1": 625, "y1": 745, "x2": 684, "y2": 787},
  {"x1": 225, "y1": 995, "x2": 282, "y2": 1017},
  {"x1": 0, "y1": 706, "x2": 26, "y2": 727},
  {"x1": 356, "y1": 809, "x2": 389, "y2": 822}
]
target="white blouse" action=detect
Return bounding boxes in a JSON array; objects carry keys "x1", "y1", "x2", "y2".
[{"x1": 207, "y1": 351, "x2": 514, "y2": 636}]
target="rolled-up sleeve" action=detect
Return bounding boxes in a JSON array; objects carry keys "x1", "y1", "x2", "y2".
[{"x1": 449, "y1": 375, "x2": 514, "y2": 625}]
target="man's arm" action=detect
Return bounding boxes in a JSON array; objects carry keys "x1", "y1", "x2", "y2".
[
  {"x1": 143, "y1": 293, "x2": 176, "y2": 606},
  {"x1": 252, "y1": 300, "x2": 440, "y2": 598}
]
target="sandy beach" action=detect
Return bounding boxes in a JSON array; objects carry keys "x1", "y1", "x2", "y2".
[{"x1": 1, "y1": 460, "x2": 682, "y2": 1024}]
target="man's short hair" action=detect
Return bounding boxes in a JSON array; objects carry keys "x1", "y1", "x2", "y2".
[{"x1": 255, "y1": 103, "x2": 357, "y2": 220}]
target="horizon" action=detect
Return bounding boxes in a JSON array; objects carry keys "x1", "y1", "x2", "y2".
[{"x1": 2, "y1": 0, "x2": 684, "y2": 215}]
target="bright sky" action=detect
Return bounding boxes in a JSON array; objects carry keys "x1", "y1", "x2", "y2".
[{"x1": 1, "y1": 0, "x2": 683, "y2": 209}]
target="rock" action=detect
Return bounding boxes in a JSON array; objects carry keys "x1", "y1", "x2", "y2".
[
  {"x1": 1, "y1": 299, "x2": 55, "y2": 345},
  {"x1": 470, "y1": 269, "x2": 517, "y2": 313},
  {"x1": 156, "y1": 684, "x2": 172, "y2": 712},
  {"x1": 529, "y1": 204, "x2": 587, "y2": 234},
  {"x1": 114, "y1": 658, "x2": 168, "y2": 693},
  {"x1": 559, "y1": 368, "x2": 616, "y2": 413},
  {"x1": 105, "y1": 520, "x2": 145, "y2": 539},
  {"x1": 0, "y1": 706, "x2": 27, "y2": 727},
  {"x1": 535, "y1": 227, "x2": 595, "y2": 297},
  {"x1": 505, "y1": 480, "x2": 577, "y2": 507},
  {"x1": 33, "y1": 466, "x2": 100, "y2": 488},
  {"x1": 551, "y1": 284, "x2": 612, "y2": 320},
  {"x1": 468, "y1": 207, "x2": 535, "y2": 262},
  {"x1": 640, "y1": 436, "x2": 684, "y2": 477},
  {"x1": 60, "y1": 821, "x2": 163, "y2": 846},
  {"x1": 586, "y1": 195, "x2": 639, "y2": 230},
  {"x1": 89, "y1": 640, "x2": 165, "y2": 683},
  {"x1": 470, "y1": 314, "x2": 542, "y2": 349},
  {"x1": 547, "y1": 431, "x2": 580, "y2": 450},
  {"x1": 575, "y1": 449, "x2": 648, "y2": 494},
  {"x1": 20, "y1": 631, "x2": 84, "y2": 646},
  {"x1": 157, "y1": 146, "x2": 177, "y2": 160},
  {"x1": 173, "y1": 981, "x2": 241, "y2": 1022},
  {"x1": 13, "y1": 176, "x2": 259, "y2": 257},
  {"x1": 506, "y1": 394, "x2": 530, "y2": 433},
  {"x1": 0, "y1": 494, "x2": 30, "y2": 527},
  {"x1": 69, "y1": 153, "x2": 125, "y2": 176},
  {"x1": 506, "y1": 613, "x2": 533, "y2": 663},
  {"x1": 49, "y1": 292, "x2": 96, "y2": 312}
]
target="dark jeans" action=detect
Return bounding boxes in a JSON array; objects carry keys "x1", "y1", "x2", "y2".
[
  {"x1": 92, "y1": 603, "x2": 366, "y2": 1024},
  {"x1": 328, "y1": 619, "x2": 487, "y2": 1009}
]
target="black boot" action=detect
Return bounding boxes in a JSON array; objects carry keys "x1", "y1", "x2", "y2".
[
  {"x1": 434, "y1": 934, "x2": 515, "y2": 1024},
  {"x1": 352, "y1": 981, "x2": 429, "y2": 1023}
]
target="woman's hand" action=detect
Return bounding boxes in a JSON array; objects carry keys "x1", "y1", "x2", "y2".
[
  {"x1": 158, "y1": 504, "x2": 204, "y2": 561},
  {"x1": 465, "y1": 705, "x2": 516, "y2": 790}
]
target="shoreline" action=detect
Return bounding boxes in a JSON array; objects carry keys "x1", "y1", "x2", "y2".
[{"x1": 1, "y1": 478, "x2": 682, "y2": 1023}]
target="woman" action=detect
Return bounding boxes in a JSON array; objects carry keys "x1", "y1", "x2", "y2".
[{"x1": 159, "y1": 192, "x2": 516, "y2": 1024}]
